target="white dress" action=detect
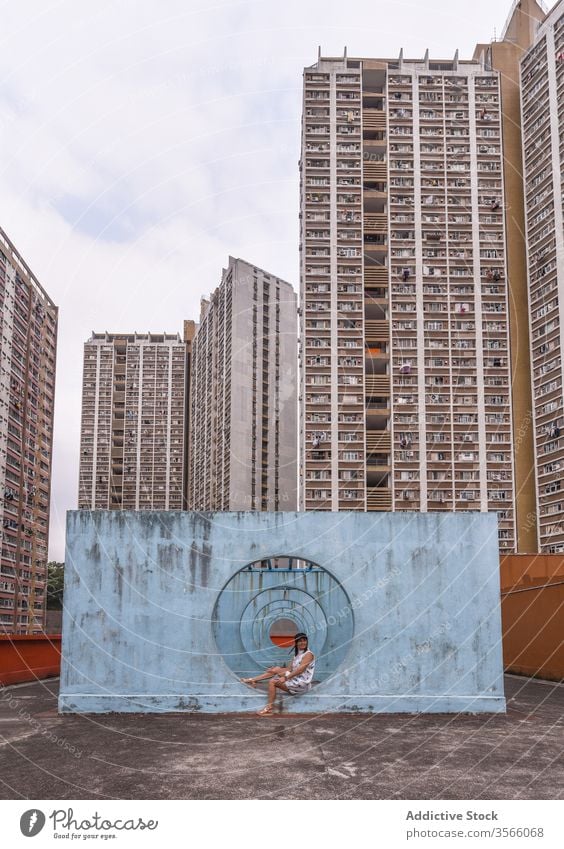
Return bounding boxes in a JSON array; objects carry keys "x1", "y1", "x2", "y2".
[{"x1": 286, "y1": 650, "x2": 315, "y2": 694}]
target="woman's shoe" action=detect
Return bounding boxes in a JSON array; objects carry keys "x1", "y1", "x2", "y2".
[
  {"x1": 241, "y1": 678, "x2": 257, "y2": 687},
  {"x1": 256, "y1": 705, "x2": 274, "y2": 716}
]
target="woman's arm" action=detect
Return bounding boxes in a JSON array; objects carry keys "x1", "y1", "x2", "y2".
[{"x1": 285, "y1": 651, "x2": 313, "y2": 680}]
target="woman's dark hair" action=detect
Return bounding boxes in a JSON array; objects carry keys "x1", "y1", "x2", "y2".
[{"x1": 293, "y1": 632, "x2": 308, "y2": 656}]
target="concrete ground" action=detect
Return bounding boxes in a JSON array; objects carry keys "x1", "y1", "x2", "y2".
[{"x1": 0, "y1": 675, "x2": 562, "y2": 800}]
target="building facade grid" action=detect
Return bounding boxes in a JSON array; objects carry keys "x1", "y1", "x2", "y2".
[
  {"x1": 189, "y1": 257, "x2": 297, "y2": 512},
  {"x1": 0, "y1": 228, "x2": 58, "y2": 634},
  {"x1": 300, "y1": 55, "x2": 516, "y2": 550},
  {"x1": 78, "y1": 332, "x2": 187, "y2": 511},
  {"x1": 521, "y1": 0, "x2": 564, "y2": 552}
]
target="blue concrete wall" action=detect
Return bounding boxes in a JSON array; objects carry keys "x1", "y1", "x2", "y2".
[
  {"x1": 213, "y1": 567, "x2": 353, "y2": 679},
  {"x1": 59, "y1": 511, "x2": 506, "y2": 714}
]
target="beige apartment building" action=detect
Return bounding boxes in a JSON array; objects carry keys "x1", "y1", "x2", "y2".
[
  {"x1": 299, "y1": 48, "x2": 523, "y2": 550},
  {"x1": 520, "y1": 0, "x2": 564, "y2": 552},
  {"x1": 189, "y1": 257, "x2": 297, "y2": 511},
  {"x1": 474, "y1": 0, "x2": 548, "y2": 553},
  {"x1": 0, "y1": 228, "x2": 58, "y2": 634},
  {"x1": 78, "y1": 332, "x2": 187, "y2": 510}
]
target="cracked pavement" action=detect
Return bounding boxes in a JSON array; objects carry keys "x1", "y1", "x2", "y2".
[{"x1": 0, "y1": 675, "x2": 562, "y2": 799}]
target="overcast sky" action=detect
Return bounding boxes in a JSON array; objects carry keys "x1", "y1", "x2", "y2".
[{"x1": 0, "y1": 0, "x2": 550, "y2": 560}]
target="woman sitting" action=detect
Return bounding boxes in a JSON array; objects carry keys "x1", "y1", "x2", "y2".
[{"x1": 241, "y1": 632, "x2": 315, "y2": 716}]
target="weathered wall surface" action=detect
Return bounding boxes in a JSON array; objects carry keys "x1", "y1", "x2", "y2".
[{"x1": 59, "y1": 511, "x2": 505, "y2": 713}]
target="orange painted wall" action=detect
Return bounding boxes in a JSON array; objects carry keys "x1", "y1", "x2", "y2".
[
  {"x1": 270, "y1": 635, "x2": 295, "y2": 648},
  {"x1": 0, "y1": 635, "x2": 61, "y2": 686},
  {"x1": 500, "y1": 555, "x2": 564, "y2": 681}
]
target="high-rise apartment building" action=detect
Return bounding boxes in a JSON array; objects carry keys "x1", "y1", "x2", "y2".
[
  {"x1": 299, "y1": 50, "x2": 519, "y2": 550},
  {"x1": 521, "y1": 0, "x2": 564, "y2": 552},
  {"x1": 0, "y1": 228, "x2": 58, "y2": 634},
  {"x1": 183, "y1": 319, "x2": 197, "y2": 510},
  {"x1": 189, "y1": 257, "x2": 297, "y2": 511},
  {"x1": 474, "y1": 0, "x2": 547, "y2": 553},
  {"x1": 78, "y1": 332, "x2": 187, "y2": 510}
]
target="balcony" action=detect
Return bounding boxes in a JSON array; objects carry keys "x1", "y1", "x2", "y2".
[
  {"x1": 365, "y1": 375, "x2": 390, "y2": 395},
  {"x1": 363, "y1": 183, "x2": 387, "y2": 197},
  {"x1": 363, "y1": 110, "x2": 386, "y2": 130},
  {"x1": 365, "y1": 287, "x2": 388, "y2": 302},
  {"x1": 366, "y1": 461, "x2": 391, "y2": 476},
  {"x1": 366, "y1": 488, "x2": 392, "y2": 510},
  {"x1": 364, "y1": 266, "x2": 388, "y2": 285},
  {"x1": 364, "y1": 161, "x2": 387, "y2": 181},
  {"x1": 366, "y1": 430, "x2": 391, "y2": 451},
  {"x1": 365, "y1": 344, "x2": 388, "y2": 359},
  {"x1": 364, "y1": 213, "x2": 388, "y2": 233},
  {"x1": 364, "y1": 237, "x2": 387, "y2": 254},
  {"x1": 366, "y1": 399, "x2": 390, "y2": 414},
  {"x1": 365, "y1": 320, "x2": 389, "y2": 342}
]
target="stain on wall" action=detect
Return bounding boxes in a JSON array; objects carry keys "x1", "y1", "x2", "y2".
[{"x1": 59, "y1": 511, "x2": 505, "y2": 714}]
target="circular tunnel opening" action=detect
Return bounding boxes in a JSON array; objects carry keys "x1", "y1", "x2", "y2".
[
  {"x1": 212, "y1": 556, "x2": 354, "y2": 688},
  {"x1": 269, "y1": 617, "x2": 298, "y2": 648}
]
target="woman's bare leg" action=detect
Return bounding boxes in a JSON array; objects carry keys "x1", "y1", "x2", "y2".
[
  {"x1": 253, "y1": 666, "x2": 285, "y2": 682},
  {"x1": 241, "y1": 666, "x2": 285, "y2": 686},
  {"x1": 257, "y1": 679, "x2": 289, "y2": 715}
]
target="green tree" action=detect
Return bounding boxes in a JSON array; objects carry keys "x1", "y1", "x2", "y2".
[{"x1": 46, "y1": 561, "x2": 65, "y2": 610}]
